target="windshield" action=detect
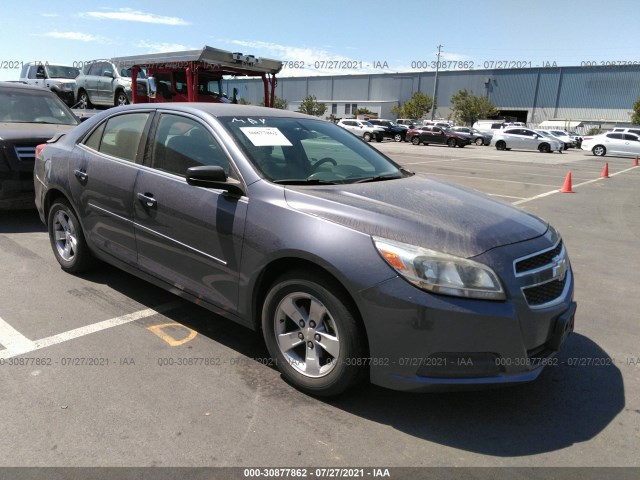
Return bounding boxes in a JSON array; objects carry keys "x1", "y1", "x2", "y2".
[
  {"x1": 0, "y1": 90, "x2": 79, "y2": 125},
  {"x1": 46, "y1": 65, "x2": 80, "y2": 79},
  {"x1": 219, "y1": 116, "x2": 406, "y2": 184},
  {"x1": 120, "y1": 68, "x2": 147, "y2": 79}
]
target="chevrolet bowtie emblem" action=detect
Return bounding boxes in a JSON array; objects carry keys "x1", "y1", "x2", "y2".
[{"x1": 552, "y1": 255, "x2": 568, "y2": 282}]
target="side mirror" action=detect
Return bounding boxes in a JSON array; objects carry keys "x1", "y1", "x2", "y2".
[
  {"x1": 186, "y1": 166, "x2": 244, "y2": 196},
  {"x1": 103, "y1": 70, "x2": 114, "y2": 78},
  {"x1": 147, "y1": 76, "x2": 157, "y2": 99},
  {"x1": 36, "y1": 71, "x2": 46, "y2": 79}
]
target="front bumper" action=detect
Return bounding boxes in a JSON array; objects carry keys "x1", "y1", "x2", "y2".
[{"x1": 357, "y1": 234, "x2": 575, "y2": 392}]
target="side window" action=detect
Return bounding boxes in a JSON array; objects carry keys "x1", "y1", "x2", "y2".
[
  {"x1": 84, "y1": 122, "x2": 106, "y2": 151},
  {"x1": 87, "y1": 63, "x2": 100, "y2": 76},
  {"x1": 28, "y1": 66, "x2": 37, "y2": 79},
  {"x1": 624, "y1": 134, "x2": 639, "y2": 141},
  {"x1": 607, "y1": 133, "x2": 623, "y2": 140},
  {"x1": 98, "y1": 113, "x2": 149, "y2": 162},
  {"x1": 628, "y1": 129, "x2": 640, "y2": 136},
  {"x1": 152, "y1": 114, "x2": 231, "y2": 177}
]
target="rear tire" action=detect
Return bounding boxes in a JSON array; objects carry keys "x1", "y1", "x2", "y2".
[
  {"x1": 592, "y1": 145, "x2": 606, "y2": 156},
  {"x1": 262, "y1": 271, "x2": 367, "y2": 397},
  {"x1": 47, "y1": 200, "x2": 93, "y2": 273},
  {"x1": 363, "y1": 132, "x2": 372, "y2": 142}
]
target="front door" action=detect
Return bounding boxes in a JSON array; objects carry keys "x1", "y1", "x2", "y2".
[{"x1": 133, "y1": 112, "x2": 247, "y2": 311}]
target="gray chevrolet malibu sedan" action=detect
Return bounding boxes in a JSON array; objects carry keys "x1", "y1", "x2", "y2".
[{"x1": 34, "y1": 103, "x2": 576, "y2": 396}]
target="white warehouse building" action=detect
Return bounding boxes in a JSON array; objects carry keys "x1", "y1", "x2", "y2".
[{"x1": 224, "y1": 65, "x2": 640, "y2": 130}]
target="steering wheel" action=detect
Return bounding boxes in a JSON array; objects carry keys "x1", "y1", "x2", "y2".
[{"x1": 311, "y1": 157, "x2": 337, "y2": 172}]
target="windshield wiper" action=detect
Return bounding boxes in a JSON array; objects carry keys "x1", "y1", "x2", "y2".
[
  {"x1": 352, "y1": 173, "x2": 403, "y2": 184},
  {"x1": 272, "y1": 178, "x2": 338, "y2": 185}
]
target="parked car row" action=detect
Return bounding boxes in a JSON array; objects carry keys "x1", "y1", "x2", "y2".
[{"x1": 18, "y1": 60, "x2": 148, "y2": 109}]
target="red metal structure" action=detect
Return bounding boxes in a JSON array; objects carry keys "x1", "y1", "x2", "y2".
[{"x1": 111, "y1": 46, "x2": 282, "y2": 106}]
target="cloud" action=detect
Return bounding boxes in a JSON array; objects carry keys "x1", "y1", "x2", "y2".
[
  {"x1": 135, "y1": 41, "x2": 193, "y2": 53},
  {"x1": 80, "y1": 8, "x2": 189, "y2": 25},
  {"x1": 39, "y1": 31, "x2": 106, "y2": 42},
  {"x1": 226, "y1": 39, "x2": 400, "y2": 77}
]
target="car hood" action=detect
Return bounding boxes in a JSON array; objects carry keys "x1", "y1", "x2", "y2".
[
  {"x1": 283, "y1": 174, "x2": 548, "y2": 258},
  {"x1": 0, "y1": 123, "x2": 78, "y2": 141}
]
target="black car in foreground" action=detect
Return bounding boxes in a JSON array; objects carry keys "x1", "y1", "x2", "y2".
[
  {"x1": 35, "y1": 103, "x2": 575, "y2": 396},
  {"x1": 367, "y1": 119, "x2": 406, "y2": 142},
  {"x1": 0, "y1": 82, "x2": 79, "y2": 209}
]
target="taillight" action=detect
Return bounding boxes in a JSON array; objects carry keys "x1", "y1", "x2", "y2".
[
  {"x1": 35, "y1": 144, "x2": 46, "y2": 157},
  {"x1": 583, "y1": 137, "x2": 592, "y2": 141}
]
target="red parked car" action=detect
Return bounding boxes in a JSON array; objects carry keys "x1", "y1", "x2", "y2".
[{"x1": 408, "y1": 126, "x2": 471, "y2": 147}]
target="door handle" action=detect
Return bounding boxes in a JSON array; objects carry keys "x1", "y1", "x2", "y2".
[
  {"x1": 74, "y1": 169, "x2": 88, "y2": 181},
  {"x1": 137, "y1": 192, "x2": 157, "y2": 208}
]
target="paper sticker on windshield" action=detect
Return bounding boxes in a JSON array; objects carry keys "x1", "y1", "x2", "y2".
[{"x1": 240, "y1": 127, "x2": 292, "y2": 147}]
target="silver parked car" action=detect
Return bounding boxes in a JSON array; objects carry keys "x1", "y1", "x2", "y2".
[
  {"x1": 34, "y1": 104, "x2": 576, "y2": 396},
  {"x1": 75, "y1": 60, "x2": 148, "y2": 108}
]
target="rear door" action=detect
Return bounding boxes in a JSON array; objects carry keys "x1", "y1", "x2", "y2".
[
  {"x1": 69, "y1": 111, "x2": 152, "y2": 264},
  {"x1": 132, "y1": 111, "x2": 248, "y2": 311}
]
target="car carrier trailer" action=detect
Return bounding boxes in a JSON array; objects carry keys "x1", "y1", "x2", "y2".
[{"x1": 110, "y1": 45, "x2": 283, "y2": 107}]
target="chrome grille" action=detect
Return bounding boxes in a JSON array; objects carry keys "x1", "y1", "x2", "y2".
[
  {"x1": 515, "y1": 240, "x2": 563, "y2": 274},
  {"x1": 14, "y1": 145, "x2": 36, "y2": 162},
  {"x1": 514, "y1": 239, "x2": 569, "y2": 309},
  {"x1": 523, "y1": 277, "x2": 567, "y2": 306}
]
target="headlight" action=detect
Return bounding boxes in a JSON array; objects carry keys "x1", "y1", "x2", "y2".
[
  {"x1": 60, "y1": 83, "x2": 74, "y2": 91},
  {"x1": 373, "y1": 237, "x2": 505, "y2": 300}
]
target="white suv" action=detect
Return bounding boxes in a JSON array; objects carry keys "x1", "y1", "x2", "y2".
[
  {"x1": 19, "y1": 62, "x2": 79, "y2": 107},
  {"x1": 337, "y1": 119, "x2": 385, "y2": 142}
]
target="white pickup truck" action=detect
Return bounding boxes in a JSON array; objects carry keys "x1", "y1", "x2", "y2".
[{"x1": 19, "y1": 62, "x2": 79, "y2": 107}]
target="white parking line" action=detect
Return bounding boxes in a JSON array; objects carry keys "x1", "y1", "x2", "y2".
[
  {"x1": 488, "y1": 194, "x2": 527, "y2": 200},
  {"x1": 423, "y1": 171, "x2": 559, "y2": 187},
  {"x1": 0, "y1": 316, "x2": 34, "y2": 351},
  {"x1": 514, "y1": 165, "x2": 639, "y2": 205},
  {"x1": 0, "y1": 301, "x2": 182, "y2": 360}
]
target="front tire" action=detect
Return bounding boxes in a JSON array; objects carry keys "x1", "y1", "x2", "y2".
[
  {"x1": 76, "y1": 90, "x2": 91, "y2": 109},
  {"x1": 393, "y1": 133, "x2": 403, "y2": 142},
  {"x1": 447, "y1": 138, "x2": 457, "y2": 148},
  {"x1": 538, "y1": 143, "x2": 551, "y2": 153},
  {"x1": 115, "y1": 90, "x2": 129, "y2": 106},
  {"x1": 496, "y1": 140, "x2": 506, "y2": 151},
  {"x1": 411, "y1": 136, "x2": 421, "y2": 145},
  {"x1": 47, "y1": 200, "x2": 93, "y2": 273},
  {"x1": 262, "y1": 272, "x2": 366, "y2": 397},
  {"x1": 593, "y1": 145, "x2": 606, "y2": 156},
  {"x1": 475, "y1": 137, "x2": 484, "y2": 146}
]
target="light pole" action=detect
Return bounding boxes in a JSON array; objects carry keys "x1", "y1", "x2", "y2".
[{"x1": 431, "y1": 44, "x2": 443, "y2": 121}]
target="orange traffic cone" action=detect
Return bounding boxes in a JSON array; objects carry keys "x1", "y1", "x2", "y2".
[
  {"x1": 560, "y1": 172, "x2": 575, "y2": 193},
  {"x1": 601, "y1": 163, "x2": 609, "y2": 178},
  {"x1": 634, "y1": 156, "x2": 639, "y2": 167}
]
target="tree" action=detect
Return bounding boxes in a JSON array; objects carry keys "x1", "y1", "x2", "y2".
[
  {"x1": 260, "y1": 96, "x2": 288, "y2": 109},
  {"x1": 354, "y1": 107, "x2": 376, "y2": 116},
  {"x1": 450, "y1": 89, "x2": 499, "y2": 126},
  {"x1": 297, "y1": 95, "x2": 326, "y2": 116},
  {"x1": 631, "y1": 98, "x2": 640, "y2": 124},
  {"x1": 391, "y1": 92, "x2": 433, "y2": 119}
]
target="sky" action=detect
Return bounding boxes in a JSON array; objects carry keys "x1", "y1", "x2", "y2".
[{"x1": 2, "y1": 0, "x2": 639, "y2": 82}]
